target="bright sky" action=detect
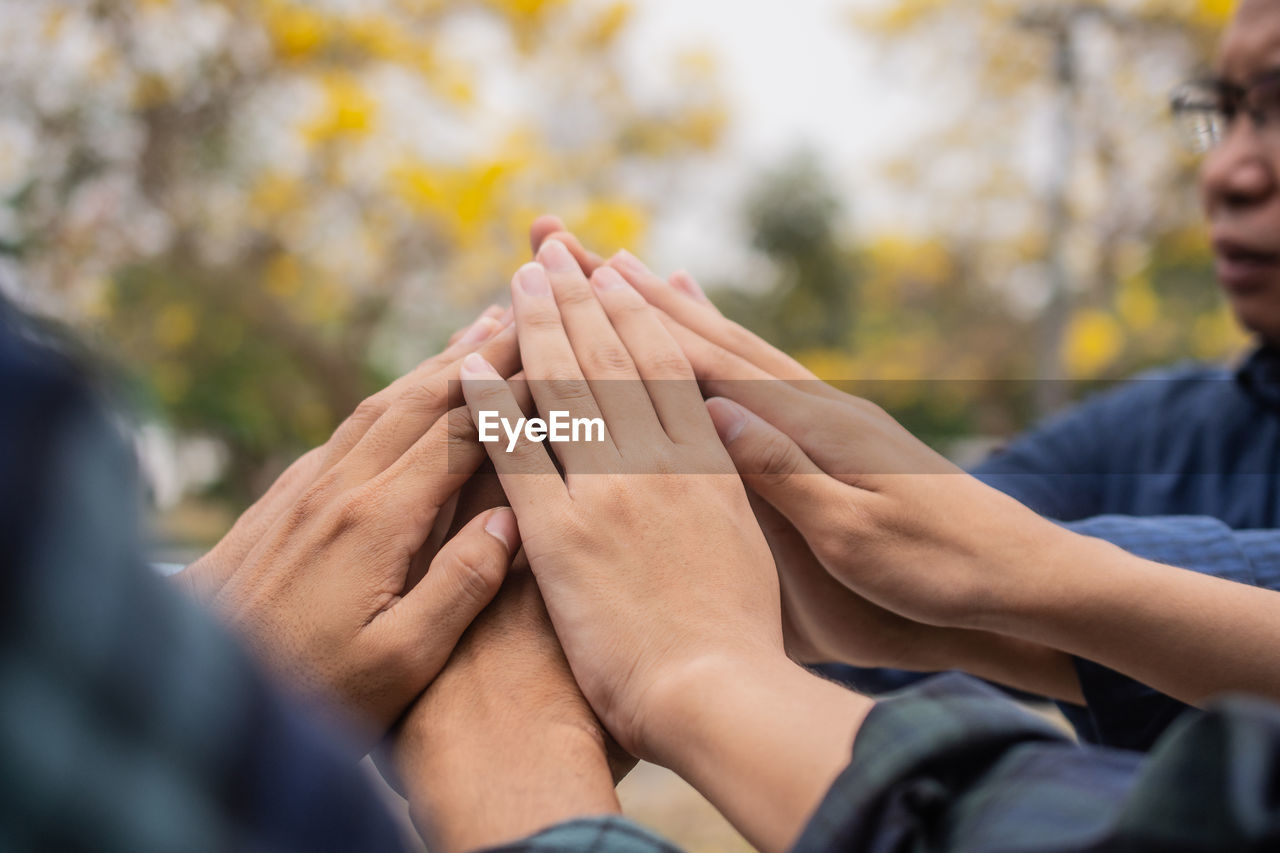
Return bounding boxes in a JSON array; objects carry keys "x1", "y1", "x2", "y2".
[{"x1": 618, "y1": 0, "x2": 930, "y2": 281}]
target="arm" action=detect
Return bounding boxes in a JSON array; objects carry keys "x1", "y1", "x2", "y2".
[
  {"x1": 593, "y1": 247, "x2": 1280, "y2": 710},
  {"x1": 983, "y1": 520, "x2": 1280, "y2": 708},
  {"x1": 457, "y1": 244, "x2": 873, "y2": 852},
  {"x1": 391, "y1": 568, "x2": 626, "y2": 853}
]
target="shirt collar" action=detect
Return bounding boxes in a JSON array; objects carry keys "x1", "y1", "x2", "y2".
[{"x1": 1234, "y1": 345, "x2": 1280, "y2": 411}]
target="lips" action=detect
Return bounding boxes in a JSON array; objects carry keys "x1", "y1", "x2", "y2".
[{"x1": 1213, "y1": 238, "x2": 1280, "y2": 293}]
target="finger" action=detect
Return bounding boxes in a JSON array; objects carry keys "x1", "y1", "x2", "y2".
[
  {"x1": 510, "y1": 262, "x2": 618, "y2": 467},
  {"x1": 185, "y1": 446, "x2": 326, "y2": 597},
  {"x1": 321, "y1": 318, "x2": 519, "y2": 484},
  {"x1": 661, "y1": 315, "x2": 862, "y2": 471},
  {"x1": 705, "y1": 397, "x2": 852, "y2": 540},
  {"x1": 329, "y1": 324, "x2": 521, "y2": 487},
  {"x1": 530, "y1": 218, "x2": 604, "y2": 275},
  {"x1": 589, "y1": 266, "x2": 717, "y2": 444},
  {"x1": 448, "y1": 304, "x2": 504, "y2": 346},
  {"x1": 459, "y1": 353, "x2": 569, "y2": 522},
  {"x1": 530, "y1": 214, "x2": 567, "y2": 255},
  {"x1": 610, "y1": 250, "x2": 820, "y2": 386},
  {"x1": 669, "y1": 270, "x2": 717, "y2": 312},
  {"x1": 359, "y1": 405, "x2": 489, "y2": 550},
  {"x1": 538, "y1": 239, "x2": 663, "y2": 446},
  {"x1": 390, "y1": 507, "x2": 518, "y2": 674}
]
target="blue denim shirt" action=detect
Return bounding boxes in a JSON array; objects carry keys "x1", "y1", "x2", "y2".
[{"x1": 974, "y1": 347, "x2": 1280, "y2": 528}]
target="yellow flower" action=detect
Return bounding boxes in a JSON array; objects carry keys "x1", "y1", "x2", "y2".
[
  {"x1": 303, "y1": 74, "x2": 378, "y2": 143},
  {"x1": 266, "y1": 3, "x2": 330, "y2": 60},
  {"x1": 1063, "y1": 309, "x2": 1124, "y2": 379}
]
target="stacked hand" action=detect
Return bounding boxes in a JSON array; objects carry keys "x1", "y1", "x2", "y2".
[
  {"x1": 457, "y1": 239, "x2": 785, "y2": 759},
  {"x1": 529, "y1": 223, "x2": 1080, "y2": 678},
  {"x1": 181, "y1": 217, "x2": 1069, "y2": 851},
  {"x1": 174, "y1": 310, "x2": 527, "y2": 750}
]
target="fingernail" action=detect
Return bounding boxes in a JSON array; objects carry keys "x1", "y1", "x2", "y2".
[
  {"x1": 671, "y1": 271, "x2": 708, "y2": 303},
  {"x1": 484, "y1": 508, "x2": 519, "y2": 554},
  {"x1": 515, "y1": 263, "x2": 551, "y2": 297},
  {"x1": 591, "y1": 267, "x2": 629, "y2": 292},
  {"x1": 482, "y1": 304, "x2": 503, "y2": 319},
  {"x1": 537, "y1": 239, "x2": 577, "y2": 274},
  {"x1": 707, "y1": 398, "x2": 748, "y2": 445},
  {"x1": 458, "y1": 316, "x2": 499, "y2": 346},
  {"x1": 611, "y1": 249, "x2": 650, "y2": 278},
  {"x1": 461, "y1": 352, "x2": 499, "y2": 378}
]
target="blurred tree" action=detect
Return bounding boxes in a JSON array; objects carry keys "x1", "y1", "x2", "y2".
[
  {"x1": 0, "y1": 0, "x2": 727, "y2": 505},
  {"x1": 717, "y1": 153, "x2": 1036, "y2": 452},
  {"x1": 715, "y1": 153, "x2": 857, "y2": 351},
  {"x1": 853, "y1": 0, "x2": 1247, "y2": 413}
]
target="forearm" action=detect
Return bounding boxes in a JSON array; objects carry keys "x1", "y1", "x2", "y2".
[
  {"x1": 399, "y1": 717, "x2": 621, "y2": 853},
  {"x1": 645, "y1": 655, "x2": 873, "y2": 853},
  {"x1": 926, "y1": 627, "x2": 1084, "y2": 705},
  {"x1": 981, "y1": 529, "x2": 1280, "y2": 706}
]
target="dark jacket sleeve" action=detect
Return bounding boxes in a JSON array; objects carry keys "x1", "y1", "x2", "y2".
[
  {"x1": 0, "y1": 309, "x2": 409, "y2": 853},
  {"x1": 793, "y1": 673, "x2": 1280, "y2": 853}
]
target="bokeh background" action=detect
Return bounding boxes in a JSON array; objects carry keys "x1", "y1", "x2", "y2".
[{"x1": 0, "y1": 0, "x2": 1242, "y2": 849}]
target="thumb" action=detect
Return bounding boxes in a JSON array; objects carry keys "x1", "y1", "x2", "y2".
[
  {"x1": 396, "y1": 507, "x2": 520, "y2": 668},
  {"x1": 706, "y1": 397, "x2": 845, "y2": 535}
]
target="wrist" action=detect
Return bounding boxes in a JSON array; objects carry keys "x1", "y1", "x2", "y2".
[
  {"x1": 399, "y1": 710, "x2": 619, "y2": 853},
  {"x1": 971, "y1": 518, "x2": 1120, "y2": 637},
  {"x1": 635, "y1": 652, "x2": 873, "y2": 853}
]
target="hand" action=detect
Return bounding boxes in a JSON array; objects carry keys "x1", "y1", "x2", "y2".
[
  {"x1": 458, "y1": 239, "x2": 785, "y2": 762},
  {"x1": 602, "y1": 250, "x2": 1069, "y2": 631},
  {"x1": 522, "y1": 227, "x2": 925, "y2": 665},
  {"x1": 390, "y1": 565, "x2": 627, "y2": 853},
  {"x1": 202, "y1": 318, "x2": 527, "y2": 752},
  {"x1": 177, "y1": 306, "x2": 514, "y2": 603}
]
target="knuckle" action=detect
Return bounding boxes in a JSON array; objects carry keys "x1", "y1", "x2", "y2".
[
  {"x1": 392, "y1": 381, "x2": 446, "y2": 420},
  {"x1": 752, "y1": 433, "x2": 803, "y2": 482},
  {"x1": 447, "y1": 544, "x2": 505, "y2": 603},
  {"x1": 582, "y1": 344, "x2": 635, "y2": 376},
  {"x1": 542, "y1": 372, "x2": 595, "y2": 406},
  {"x1": 643, "y1": 350, "x2": 695, "y2": 381},
  {"x1": 349, "y1": 395, "x2": 390, "y2": 431},
  {"x1": 329, "y1": 487, "x2": 381, "y2": 535},
  {"x1": 552, "y1": 283, "x2": 597, "y2": 309},
  {"x1": 523, "y1": 309, "x2": 566, "y2": 333},
  {"x1": 329, "y1": 394, "x2": 390, "y2": 451},
  {"x1": 285, "y1": 472, "x2": 343, "y2": 529},
  {"x1": 445, "y1": 406, "x2": 479, "y2": 444}
]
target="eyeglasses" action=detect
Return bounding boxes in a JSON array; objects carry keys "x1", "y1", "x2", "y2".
[{"x1": 1171, "y1": 71, "x2": 1280, "y2": 153}]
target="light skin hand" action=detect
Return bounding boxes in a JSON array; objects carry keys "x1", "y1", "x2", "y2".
[
  {"x1": 458, "y1": 242, "x2": 869, "y2": 852},
  {"x1": 524, "y1": 233, "x2": 1082, "y2": 699},
  {"x1": 613, "y1": 252, "x2": 1280, "y2": 709},
  {"x1": 750, "y1": 490, "x2": 1083, "y2": 703}
]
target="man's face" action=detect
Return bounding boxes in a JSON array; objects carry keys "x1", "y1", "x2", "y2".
[{"x1": 1201, "y1": 0, "x2": 1280, "y2": 345}]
